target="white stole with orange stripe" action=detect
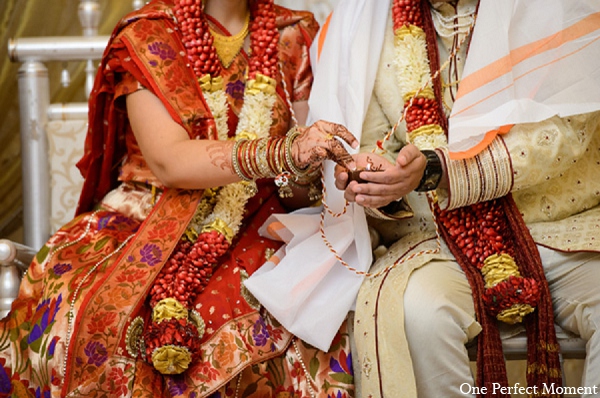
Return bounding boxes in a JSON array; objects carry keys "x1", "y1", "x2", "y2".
[{"x1": 448, "y1": 0, "x2": 600, "y2": 159}]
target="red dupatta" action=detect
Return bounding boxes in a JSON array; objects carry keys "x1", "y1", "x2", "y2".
[
  {"x1": 75, "y1": 1, "x2": 215, "y2": 216},
  {"x1": 64, "y1": 4, "x2": 213, "y2": 393}
]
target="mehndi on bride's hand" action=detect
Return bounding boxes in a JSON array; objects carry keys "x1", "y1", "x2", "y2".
[{"x1": 291, "y1": 120, "x2": 358, "y2": 172}]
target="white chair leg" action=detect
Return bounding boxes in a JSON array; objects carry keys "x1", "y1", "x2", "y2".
[
  {"x1": 0, "y1": 264, "x2": 22, "y2": 319},
  {"x1": 0, "y1": 239, "x2": 36, "y2": 319}
]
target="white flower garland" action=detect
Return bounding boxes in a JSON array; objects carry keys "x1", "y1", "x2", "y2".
[
  {"x1": 203, "y1": 89, "x2": 230, "y2": 142},
  {"x1": 411, "y1": 131, "x2": 448, "y2": 150},
  {"x1": 202, "y1": 81, "x2": 277, "y2": 238},
  {"x1": 393, "y1": 28, "x2": 433, "y2": 100},
  {"x1": 236, "y1": 90, "x2": 277, "y2": 137},
  {"x1": 393, "y1": 25, "x2": 448, "y2": 149}
]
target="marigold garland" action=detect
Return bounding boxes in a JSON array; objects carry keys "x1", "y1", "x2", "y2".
[{"x1": 142, "y1": 0, "x2": 281, "y2": 375}]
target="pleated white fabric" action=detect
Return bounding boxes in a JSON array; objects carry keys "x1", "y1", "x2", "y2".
[{"x1": 244, "y1": 0, "x2": 390, "y2": 351}]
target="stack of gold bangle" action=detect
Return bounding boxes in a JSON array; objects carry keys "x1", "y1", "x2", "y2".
[
  {"x1": 231, "y1": 127, "x2": 320, "y2": 199},
  {"x1": 283, "y1": 127, "x2": 312, "y2": 178}
]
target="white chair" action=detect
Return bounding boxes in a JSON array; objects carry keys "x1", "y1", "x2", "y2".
[
  {"x1": 1, "y1": 0, "x2": 142, "y2": 319},
  {"x1": 0, "y1": 240, "x2": 36, "y2": 319}
]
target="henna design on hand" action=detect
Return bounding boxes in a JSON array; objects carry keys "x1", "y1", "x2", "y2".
[
  {"x1": 207, "y1": 141, "x2": 235, "y2": 174},
  {"x1": 291, "y1": 121, "x2": 358, "y2": 171},
  {"x1": 326, "y1": 137, "x2": 355, "y2": 167}
]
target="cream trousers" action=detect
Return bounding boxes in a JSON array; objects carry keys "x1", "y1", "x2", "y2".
[{"x1": 403, "y1": 246, "x2": 600, "y2": 398}]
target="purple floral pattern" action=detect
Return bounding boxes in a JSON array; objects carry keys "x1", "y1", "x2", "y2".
[
  {"x1": 251, "y1": 317, "x2": 270, "y2": 347},
  {"x1": 140, "y1": 243, "x2": 162, "y2": 266},
  {"x1": 167, "y1": 376, "x2": 188, "y2": 396},
  {"x1": 52, "y1": 263, "x2": 71, "y2": 276},
  {"x1": 0, "y1": 362, "x2": 10, "y2": 395},
  {"x1": 148, "y1": 41, "x2": 177, "y2": 60},
  {"x1": 35, "y1": 386, "x2": 51, "y2": 398},
  {"x1": 226, "y1": 80, "x2": 245, "y2": 101},
  {"x1": 84, "y1": 341, "x2": 108, "y2": 367},
  {"x1": 27, "y1": 295, "x2": 63, "y2": 348}
]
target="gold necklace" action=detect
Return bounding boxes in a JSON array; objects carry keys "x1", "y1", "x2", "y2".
[{"x1": 209, "y1": 13, "x2": 250, "y2": 68}]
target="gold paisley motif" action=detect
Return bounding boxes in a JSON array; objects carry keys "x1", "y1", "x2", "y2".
[
  {"x1": 198, "y1": 74, "x2": 224, "y2": 93},
  {"x1": 125, "y1": 316, "x2": 145, "y2": 358},
  {"x1": 239, "y1": 269, "x2": 261, "y2": 310},
  {"x1": 236, "y1": 130, "x2": 258, "y2": 141},
  {"x1": 189, "y1": 309, "x2": 206, "y2": 339},
  {"x1": 497, "y1": 304, "x2": 535, "y2": 324},
  {"x1": 202, "y1": 218, "x2": 234, "y2": 242},
  {"x1": 246, "y1": 73, "x2": 277, "y2": 95},
  {"x1": 481, "y1": 253, "x2": 520, "y2": 288},
  {"x1": 152, "y1": 298, "x2": 189, "y2": 322},
  {"x1": 185, "y1": 189, "x2": 219, "y2": 242},
  {"x1": 394, "y1": 24, "x2": 425, "y2": 41},
  {"x1": 152, "y1": 345, "x2": 192, "y2": 375}
]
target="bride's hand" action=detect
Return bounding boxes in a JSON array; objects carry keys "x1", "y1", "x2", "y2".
[{"x1": 291, "y1": 120, "x2": 358, "y2": 172}]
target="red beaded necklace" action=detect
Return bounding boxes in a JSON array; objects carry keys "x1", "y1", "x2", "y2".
[{"x1": 173, "y1": 0, "x2": 279, "y2": 81}]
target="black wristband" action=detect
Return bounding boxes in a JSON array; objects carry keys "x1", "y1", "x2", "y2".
[{"x1": 415, "y1": 149, "x2": 443, "y2": 192}]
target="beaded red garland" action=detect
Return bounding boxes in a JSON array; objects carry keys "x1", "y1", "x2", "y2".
[
  {"x1": 247, "y1": 0, "x2": 279, "y2": 80},
  {"x1": 148, "y1": 232, "x2": 229, "y2": 309},
  {"x1": 142, "y1": 0, "x2": 280, "y2": 375},
  {"x1": 392, "y1": 0, "x2": 424, "y2": 29},
  {"x1": 404, "y1": 97, "x2": 443, "y2": 132},
  {"x1": 174, "y1": 0, "x2": 220, "y2": 77},
  {"x1": 391, "y1": 0, "x2": 540, "y2": 321},
  {"x1": 437, "y1": 201, "x2": 540, "y2": 320},
  {"x1": 173, "y1": 0, "x2": 279, "y2": 81}
]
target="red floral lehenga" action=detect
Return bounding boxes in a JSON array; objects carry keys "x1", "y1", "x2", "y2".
[{"x1": 0, "y1": 2, "x2": 354, "y2": 397}]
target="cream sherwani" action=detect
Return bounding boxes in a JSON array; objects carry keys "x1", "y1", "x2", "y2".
[{"x1": 352, "y1": 3, "x2": 600, "y2": 397}]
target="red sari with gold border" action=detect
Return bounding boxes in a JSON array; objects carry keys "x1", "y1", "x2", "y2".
[{"x1": 0, "y1": 2, "x2": 354, "y2": 397}]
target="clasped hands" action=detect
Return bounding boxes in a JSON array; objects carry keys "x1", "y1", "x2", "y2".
[
  {"x1": 334, "y1": 145, "x2": 427, "y2": 209},
  {"x1": 291, "y1": 120, "x2": 427, "y2": 208}
]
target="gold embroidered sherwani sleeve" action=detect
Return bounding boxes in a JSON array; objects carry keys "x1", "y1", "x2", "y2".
[
  {"x1": 505, "y1": 111, "x2": 600, "y2": 224},
  {"x1": 506, "y1": 113, "x2": 600, "y2": 191},
  {"x1": 437, "y1": 111, "x2": 600, "y2": 216}
]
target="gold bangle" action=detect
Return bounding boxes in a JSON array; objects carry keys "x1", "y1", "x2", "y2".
[
  {"x1": 267, "y1": 137, "x2": 285, "y2": 176},
  {"x1": 246, "y1": 139, "x2": 260, "y2": 179},
  {"x1": 232, "y1": 139, "x2": 252, "y2": 181},
  {"x1": 255, "y1": 137, "x2": 272, "y2": 178},
  {"x1": 284, "y1": 127, "x2": 311, "y2": 178}
]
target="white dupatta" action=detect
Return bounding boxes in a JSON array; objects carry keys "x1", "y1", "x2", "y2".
[
  {"x1": 244, "y1": 0, "x2": 389, "y2": 351},
  {"x1": 448, "y1": 0, "x2": 600, "y2": 158}
]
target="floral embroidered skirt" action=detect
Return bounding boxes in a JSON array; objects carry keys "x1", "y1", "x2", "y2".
[{"x1": 0, "y1": 188, "x2": 354, "y2": 397}]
